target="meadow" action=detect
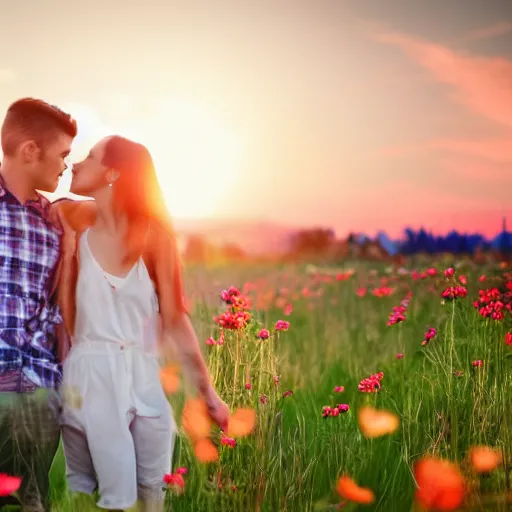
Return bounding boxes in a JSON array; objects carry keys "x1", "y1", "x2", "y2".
[{"x1": 45, "y1": 258, "x2": 511, "y2": 511}]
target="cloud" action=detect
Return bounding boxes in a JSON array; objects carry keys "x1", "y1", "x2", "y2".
[
  {"x1": 375, "y1": 31, "x2": 512, "y2": 129},
  {"x1": 375, "y1": 28, "x2": 512, "y2": 185},
  {"x1": 462, "y1": 21, "x2": 512, "y2": 42},
  {"x1": 0, "y1": 69, "x2": 16, "y2": 83}
]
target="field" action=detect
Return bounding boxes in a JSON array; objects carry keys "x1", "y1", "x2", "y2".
[{"x1": 47, "y1": 258, "x2": 512, "y2": 511}]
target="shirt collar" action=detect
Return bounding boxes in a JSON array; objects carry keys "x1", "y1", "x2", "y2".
[{"x1": 0, "y1": 172, "x2": 49, "y2": 217}]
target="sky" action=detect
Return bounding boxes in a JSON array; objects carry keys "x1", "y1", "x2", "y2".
[{"x1": 0, "y1": 0, "x2": 511, "y2": 238}]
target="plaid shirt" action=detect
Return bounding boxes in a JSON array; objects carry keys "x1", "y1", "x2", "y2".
[{"x1": 0, "y1": 174, "x2": 63, "y2": 391}]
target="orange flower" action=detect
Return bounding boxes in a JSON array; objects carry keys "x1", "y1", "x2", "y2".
[
  {"x1": 468, "y1": 446, "x2": 502, "y2": 473},
  {"x1": 227, "y1": 408, "x2": 256, "y2": 438},
  {"x1": 336, "y1": 475, "x2": 375, "y2": 504},
  {"x1": 159, "y1": 365, "x2": 181, "y2": 395},
  {"x1": 182, "y1": 398, "x2": 212, "y2": 441},
  {"x1": 358, "y1": 406, "x2": 399, "y2": 438},
  {"x1": 194, "y1": 438, "x2": 219, "y2": 463},
  {"x1": 414, "y1": 457, "x2": 465, "y2": 511}
]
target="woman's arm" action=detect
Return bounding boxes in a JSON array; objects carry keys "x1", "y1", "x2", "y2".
[{"x1": 152, "y1": 223, "x2": 229, "y2": 429}]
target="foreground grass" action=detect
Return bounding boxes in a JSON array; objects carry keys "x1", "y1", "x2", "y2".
[{"x1": 48, "y1": 260, "x2": 512, "y2": 511}]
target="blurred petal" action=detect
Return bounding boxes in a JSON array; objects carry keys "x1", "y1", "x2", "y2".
[
  {"x1": 227, "y1": 408, "x2": 256, "y2": 437},
  {"x1": 336, "y1": 475, "x2": 375, "y2": 504},
  {"x1": 358, "y1": 406, "x2": 399, "y2": 438},
  {"x1": 194, "y1": 439, "x2": 219, "y2": 463},
  {"x1": 469, "y1": 446, "x2": 502, "y2": 474},
  {"x1": 182, "y1": 398, "x2": 212, "y2": 441}
]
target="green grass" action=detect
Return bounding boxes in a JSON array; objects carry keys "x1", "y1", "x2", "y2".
[{"x1": 47, "y1": 260, "x2": 511, "y2": 511}]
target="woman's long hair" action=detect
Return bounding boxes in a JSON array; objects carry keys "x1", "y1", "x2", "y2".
[{"x1": 101, "y1": 135, "x2": 174, "y2": 261}]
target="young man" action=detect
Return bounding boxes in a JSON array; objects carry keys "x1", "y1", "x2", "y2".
[{"x1": 0, "y1": 98, "x2": 77, "y2": 511}]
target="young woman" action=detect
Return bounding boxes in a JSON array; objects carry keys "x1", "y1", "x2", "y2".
[{"x1": 52, "y1": 135, "x2": 229, "y2": 511}]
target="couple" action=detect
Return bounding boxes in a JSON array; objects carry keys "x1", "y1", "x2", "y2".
[{"x1": 0, "y1": 98, "x2": 229, "y2": 511}]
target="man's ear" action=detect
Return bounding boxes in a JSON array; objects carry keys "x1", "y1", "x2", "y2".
[{"x1": 19, "y1": 140, "x2": 41, "y2": 164}]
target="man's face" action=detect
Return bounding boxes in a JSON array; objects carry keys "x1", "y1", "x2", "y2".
[{"x1": 30, "y1": 132, "x2": 73, "y2": 193}]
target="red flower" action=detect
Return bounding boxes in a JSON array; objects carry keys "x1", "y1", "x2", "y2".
[
  {"x1": 506, "y1": 332, "x2": 512, "y2": 346},
  {"x1": 282, "y1": 390, "x2": 293, "y2": 398},
  {"x1": 358, "y1": 372, "x2": 384, "y2": 393},
  {"x1": 334, "y1": 386, "x2": 345, "y2": 393},
  {"x1": 442, "y1": 286, "x2": 468, "y2": 300},
  {"x1": 444, "y1": 267, "x2": 455, "y2": 277},
  {"x1": 396, "y1": 353, "x2": 404, "y2": 359},
  {"x1": 0, "y1": 474, "x2": 21, "y2": 497},
  {"x1": 221, "y1": 435, "x2": 237, "y2": 448},
  {"x1": 472, "y1": 360, "x2": 483, "y2": 368}
]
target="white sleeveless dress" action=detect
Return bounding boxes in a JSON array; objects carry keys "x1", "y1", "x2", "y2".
[{"x1": 60, "y1": 229, "x2": 176, "y2": 510}]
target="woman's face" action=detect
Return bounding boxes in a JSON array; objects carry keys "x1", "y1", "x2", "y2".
[{"x1": 70, "y1": 136, "x2": 113, "y2": 197}]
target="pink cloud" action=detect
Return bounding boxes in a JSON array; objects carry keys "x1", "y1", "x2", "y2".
[
  {"x1": 376, "y1": 31, "x2": 512, "y2": 129},
  {"x1": 463, "y1": 21, "x2": 512, "y2": 42}
]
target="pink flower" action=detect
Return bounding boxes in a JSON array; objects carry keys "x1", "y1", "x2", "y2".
[
  {"x1": 356, "y1": 287, "x2": 367, "y2": 297},
  {"x1": 259, "y1": 394, "x2": 268, "y2": 405},
  {"x1": 459, "y1": 275, "x2": 468, "y2": 285},
  {"x1": 284, "y1": 304, "x2": 293, "y2": 316},
  {"x1": 396, "y1": 353, "x2": 404, "y2": 359},
  {"x1": 506, "y1": 332, "x2": 512, "y2": 347},
  {"x1": 282, "y1": 390, "x2": 293, "y2": 398},
  {"x1": 245, "y1": 382, "x2": 252, "y2": 390},
  {"x1": 444, "y1": 267, "x2": 455, "y2": 278},
  {"x1": 163, "y1": 473, "x2": 185, "y2": 494},
  {"x1": 257, "y1": 329, "x2": 270, "y2": 340},
  {"x1": 221, "y1": 435, "x2": 237, "y2": 448},
  {"x1": 206, "y1": 337, "x2": 217, "y2": 346},
  {"x1": 338, "y1": 404, "x2": 350, "y2": 413},
  {"x1": 275, "y1": 320, "x2": 290, "y2": 331},
  {"x1": 426, "y1": 267, "x2": 437, "y2": 277},
  {"x1": 472, "y1": 360, "x2": 483, "y2": 368},
  {"x1": 176, "y1": 467, "x2": 188, "y2": 475},
  {"x1": 334, "y1": 386, "x2": 345, "y2": 393},
  {"x1": 273, "y1": 375, "x2": 279, "y2": 385}
]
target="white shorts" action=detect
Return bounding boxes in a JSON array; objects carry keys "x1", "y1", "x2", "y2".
[{"x1": 60, "y1": 341, "x2": 176, "y2": 510}]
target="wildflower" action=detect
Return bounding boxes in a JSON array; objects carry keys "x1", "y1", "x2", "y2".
[
  {"x1": 334, "y1": 386, "x2": 345, "y2": 393},
  {"x1": 275, "y1": 320, "x2": 290, "y2": 331},
  {"x1": 176, "y1": 467, "x2": 188, "y2": 475},
  {"x1": 479, "y1": 275, "x2": 486, "y2": 282},
  {"x1": 372, "y1": 286, "x2": 394, "y2": 298},
  {"x1": 163, "y1": 472, "x2": 185, "y2": 494},
  {"x1": 356, "y1": 287, "x2": 367, "y2": 297},
  {"x1": 259, "y1": 394, "x2": 268, "y2": 405},
  {"x1": 444, "y1": 267, "x2": 455, "y2": 278},
  {"x1": 284, "y1": 304, "x2": 293, "y2": 316},
  {"x1": 245, "y1": 382, "x2": 252, "y2": 390},
  {"x1": 472, "y1": 360, "x2": 483, "y2": 368},
  {"x1": 257, "y1": 329, "x2": 270, "y2": 340},
  {"x1": 453, "y1": 370, "x2": 464, "y2": 377},
  {"x1": 338, "y1": 404, "x2": 350, "y2": 413},
  {"x1": 396, "y1": 353, "x2": 404, "y2": 359},
  {"x1": 506, "y1": 332, "x2": 512, "y2": 346},
  {"x1": 214, "y1": 310, "x2": 251, "y2": 330},
  {"x1": 221, "y1": 435, "x2": 237, "y2": 448},
  {"x1": 441, "y1": 286, "x2": 468, "y2": 300},
  {"x1": 282, "y1": 390, "x2": 293, "y2": 398},
  {"x1": 474, "y1": 288, "x2": 507, "y2": 321},
  {"x1": 422, "y1": 327, "x2": 437, "y2": 346},
  {"x1": 0, "y1": 474, "x2": 22, "y2": 497},
  {"x1": 459, "y1": 275, "x2": 467, "y2": 285},
  {"x1": 220, "y1": 286, "x2": 241, "y2": 304},
  {"x1": 206, "y1": 337, "x2": 216, "y2": 346},
  {"x1": 358, "y1": 372, "x2": 383, "y2": 393},
  {"x1": 218, "y1": 331, "x2": 225, "y2": 345},
  {"x1": 426, "y1": 267, "x2": 437, "y2": 277}
]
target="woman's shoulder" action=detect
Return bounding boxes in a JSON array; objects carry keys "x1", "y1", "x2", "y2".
[{"x1": 50, "y1": 198, "x2": 97, "y2": 232}]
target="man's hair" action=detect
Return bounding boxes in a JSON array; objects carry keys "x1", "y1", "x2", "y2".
[{"x1": 1, "y1": 98, "x2": 77, "y2": 156}]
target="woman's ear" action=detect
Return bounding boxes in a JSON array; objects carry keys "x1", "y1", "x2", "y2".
[{"x1": 105, "y1": 168, "x2": 120, "y2": 185}]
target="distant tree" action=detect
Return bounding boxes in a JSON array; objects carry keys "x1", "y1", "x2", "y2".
[
  {"x1": 290, "y1": 228, "x2": 335, "y2": 255},
  {"x1": 184, "y1": 235, "x2": 211, "y2": 264}
]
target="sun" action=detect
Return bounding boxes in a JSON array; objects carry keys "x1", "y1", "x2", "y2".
[
  {"x1": 51, "y1": 99, "x2": 244, "y2": 219},
  {"x1": 140, "y1": 100, "x2": 243, "y2": 219}
]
